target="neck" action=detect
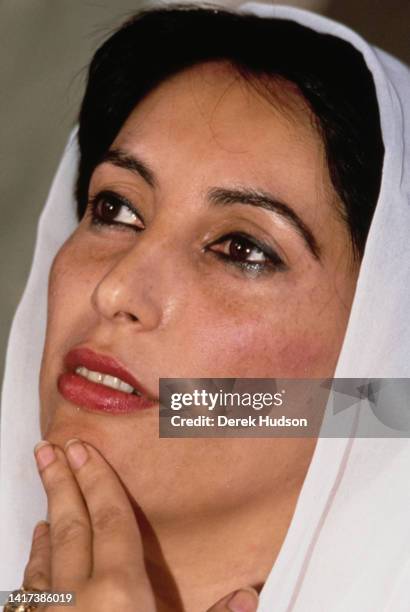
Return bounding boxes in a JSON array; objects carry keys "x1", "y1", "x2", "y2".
[{"x1": 134, "y1": 438, "x2": 317, "y2": 612}]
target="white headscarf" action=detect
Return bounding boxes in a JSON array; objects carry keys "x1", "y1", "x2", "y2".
[{"x1": 1, "y1": 3, "x2": 410, "y2": 610}]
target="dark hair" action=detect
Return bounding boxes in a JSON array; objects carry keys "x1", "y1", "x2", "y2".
[{"x1": 76, "y1": 4, "x2": 384, "y2": 260}]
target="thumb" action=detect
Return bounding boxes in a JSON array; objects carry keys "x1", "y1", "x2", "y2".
[{"x1": 207, "y1": 587, "x2": 259, "y2": 612}]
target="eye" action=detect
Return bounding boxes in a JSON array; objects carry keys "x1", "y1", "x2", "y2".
[
  {"x1": 208, "y1": 232, "x2": 286, "y2": 274},
  {"x1": 88, "y1": 190, "x2": 145, "y2": 231}
]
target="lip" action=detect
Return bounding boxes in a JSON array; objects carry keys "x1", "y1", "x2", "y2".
[{"x1": 57, "y1": 346, "x2": 157, "y2": 415}]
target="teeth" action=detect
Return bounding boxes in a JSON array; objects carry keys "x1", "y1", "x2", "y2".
[
  {"x1": 75, "y1": 366, "x2": 139, "y2": 395},
  {"x1": 101, "y1": 374, "x2": 120, "y2": 390},
  {"x1": 118, "y1": 380, "x2": 135, "y2": 393},
  {"x1": 88, "y1": 370, "x2": 103, "y2": 383}
]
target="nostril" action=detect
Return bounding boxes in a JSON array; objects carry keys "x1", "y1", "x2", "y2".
[{"x1": 114, "y1": 311, "x2": 139, "y2": 322}]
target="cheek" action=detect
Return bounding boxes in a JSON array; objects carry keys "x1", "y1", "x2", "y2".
[
  {"x1": 40, "y1": 239, "x2": 100, "y2": 422},
  {"x1": 193, "y1": 322, "x2": 331, "y2": 377},
  {"x1": 174, "y1": 269, "x2": 355, "y2": 379},
  {"x1": 46, "y1": 241, "x2": 96, "y2": 339}
]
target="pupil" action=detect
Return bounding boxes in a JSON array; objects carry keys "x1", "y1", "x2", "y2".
[
  {"x1": 100, "y1": 200, "x2": 118, "y2": 221},
  {"x1": 229, "y1": 237, "x2": 253, "y2": 262}
]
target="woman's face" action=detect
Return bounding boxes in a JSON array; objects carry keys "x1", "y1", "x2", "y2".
[{"x1": 40, "y1": 62, "x2": 359, "y2": 522}]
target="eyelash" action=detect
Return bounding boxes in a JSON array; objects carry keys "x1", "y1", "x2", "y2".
[
  {"x1": 87, "y1": 191, "x2": 286, "y2": 275},
  {"x1": 88, "y1": 190, "x2": 145, "y2": 231},
  {"x1": 207, "y1": 232, "x2": 286, "y2": 274}
]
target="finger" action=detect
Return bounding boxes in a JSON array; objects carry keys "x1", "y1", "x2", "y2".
[
  {"x1": 64, "y1": 439, "x2": 146, "y2": 580},
  {"x1": 207, "y1": 588, "x2": 259, "y2": 612},
  {"x1": 34, "y1": 441, "x2": 92, "y2": 589},
  {"x1": 23, "y1": 521, "x2": 51, "y2": 591}
]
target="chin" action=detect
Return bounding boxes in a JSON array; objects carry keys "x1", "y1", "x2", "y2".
[{"x1": 41, "y1": 396, "x2": 108, "y2": 453}]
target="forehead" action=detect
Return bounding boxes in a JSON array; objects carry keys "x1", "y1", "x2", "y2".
[
  {"x1": 111, "y1": 61, "x2": 334, "y2": 211},
  {"x1": 117, "y1": 61, "x2": 321, "y2": 151}
]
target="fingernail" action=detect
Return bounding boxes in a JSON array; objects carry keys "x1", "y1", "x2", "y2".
[
  {"x1": 34, "y1": 441, "x2": 56, "y2": 471},
  {"x1": 65, "y1": 438, "x2": 88, "y2": 469},
  {"x1": 33, "y1": 520, "x2": 49, "y2": 541},
  {"x1": 227, "y1": 589, "x2": 258, "y2": 612}
]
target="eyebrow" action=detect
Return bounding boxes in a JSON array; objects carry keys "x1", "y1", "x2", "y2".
[
  {"x1": 209, "y1": 187, "x2": 321, "y2": 260},
  {"x1": 99, "y1": 148, "x2": 157, "y2": 189},
  {"x1": 99, "y1": 148, "x2": 320, "y2": 260}
]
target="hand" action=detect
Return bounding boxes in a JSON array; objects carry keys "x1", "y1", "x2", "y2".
[
  {"x1": 23, "y1": 439, "x2": 259, "y2": 611},
  {"x1": 25, "y1": 439, "x2": 156, "y2": 611},
  {"x1": 207, "y1": 588, "x2": 259, "y2": 611}
]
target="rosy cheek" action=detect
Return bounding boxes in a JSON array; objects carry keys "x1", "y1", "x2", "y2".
[
  {"x1": 189, "y1": 308, "x2": 337, "y2": 378},
  {"x1": 272, "y1": 336, "x2": 339, "y2": 377}
]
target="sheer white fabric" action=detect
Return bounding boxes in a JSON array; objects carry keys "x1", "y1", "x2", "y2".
[{"x1": 1, "y1": 4, "x2": 409, "y2": 610}]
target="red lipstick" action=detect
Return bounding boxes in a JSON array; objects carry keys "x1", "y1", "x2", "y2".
[{"x1": 58, "y1": 347, "x2": 157, "y2": 414}]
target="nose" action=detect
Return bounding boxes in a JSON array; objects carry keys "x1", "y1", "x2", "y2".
[{"x1": 91, "y1": 237, "x2": 169, "y2": 331}]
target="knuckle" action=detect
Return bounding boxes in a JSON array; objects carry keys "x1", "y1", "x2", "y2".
[
  {"x1": 94, "y1": 574, "x2": 133, "y2": 608},
  {"x1": 32, "y1": 533, "x2": 50, "y2": 553},
  {"x1": 52, "y1": 516, "x2": 88, "y2": 548},
  {"x1": 43, "y1": 470, "x2": 69, "y2": 494},
  {"x1": 91, "y1": 573, "x2": 154, "y2": 611},
  {"x1": 31, "y1": 542, "x2": 48, "y2": 560},
  {"x1": 92, "y1": 505, "x2": 126, "y2": 534},
  {"x1": 24, "y1": 567, "x2": 49, "y2": 589},
  {"x1": 80, "y1": 471, "x2": 107, "y2": 499}
]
